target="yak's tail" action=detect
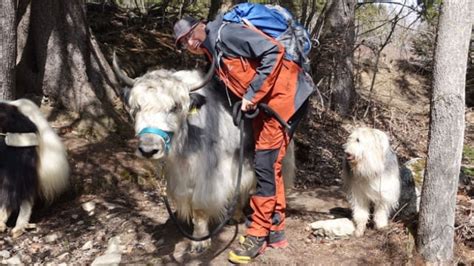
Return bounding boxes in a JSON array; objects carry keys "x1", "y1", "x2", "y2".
[{"x1": 11, "y1": 99, "x2": 70, "y2": 204}]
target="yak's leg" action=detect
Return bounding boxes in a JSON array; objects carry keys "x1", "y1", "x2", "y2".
[
  {"x1": 12, "y1": 200, "x2": 33, "y2": 238},
  {"x1": 189, "y1": 209, "x2": 211, "y2": 253},
  {"x1": 231, "y1": 208, "x2": 245, "y2": 224},
  {"x1": 229, "y1": 196, "x2": 248, "y2": 224},
  {"x1": 0, "y1": 206, "x2": 11, "y2": 232}
]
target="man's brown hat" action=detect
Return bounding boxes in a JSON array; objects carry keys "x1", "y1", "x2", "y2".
[{"x1": 173, "y1": 16, "x2": 200, "y2": 46}]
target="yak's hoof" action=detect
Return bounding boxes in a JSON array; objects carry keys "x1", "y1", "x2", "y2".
[
  {"x1": 11, "y1": 223, "x2": 36, "y2": 238},
  {"x1": 0, "y1": 223, "x2": 6, "y2": 233},
  {"x1": 189, "y1": 239, "x2": 211, "y2": 254},
  {"x1": 11, "y1": 227, "x2": 25, "y2": 238}
]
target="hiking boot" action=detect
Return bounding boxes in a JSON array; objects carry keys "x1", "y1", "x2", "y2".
[
  {"x1": 268, "y1": 230, "x2": 289, "y2": 248},
  {"x1": 228, "y1": 235, "x2": 267, "y2": 264}
]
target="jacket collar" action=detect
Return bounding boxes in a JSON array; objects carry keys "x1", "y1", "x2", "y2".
[{"x1": 203, "y1": 14, "x2": 224, "y2": 60}]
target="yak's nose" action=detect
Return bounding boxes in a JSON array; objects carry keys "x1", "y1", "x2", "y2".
[
  {"x1": 138, "y1": 147, "x2": 160, "y2": 158},
  {"x1": 137, "y1": 133, "x2": 165, "y2": 159}
]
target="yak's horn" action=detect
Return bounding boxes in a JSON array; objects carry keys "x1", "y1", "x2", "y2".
[
  {"x1": 112, "y1": 50, "x2": 135, "y2": 87},
  {"x1": 189, "y1": 59, "x2": 216, "y2": 92}
]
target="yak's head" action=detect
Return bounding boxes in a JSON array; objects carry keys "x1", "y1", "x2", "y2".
[{"x1": 112, "y1": 52, "x2": 211, "y2": 159}]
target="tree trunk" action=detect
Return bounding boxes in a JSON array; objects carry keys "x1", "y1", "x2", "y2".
[
  {"x1": 416, "y1": 0, "x2": 471, "y2": 263},
  {"x1": 113, "y1": 0, "x2": 146, "y2": 13},
  {"x1": 208, "y1": 0, "x2": 222, "y2": 20},
  {"x1": 0, "y1": 0, "x2": 17, "y2": 100},
  {"x1": 16, "y1": 0, "x2": 121, "y2": 137},
  {"x1": 466, "y1": 27, "x2": 474, "y2": 107},
  {"x1": 312, "y1": 0, "x2": 356, "y2": 116},
  {"x1": 217, "y1": 0, "x2": 247, "y2": 17},
  {"x1": 279, "y1": 0, "x2": 297, "y2": 17}
]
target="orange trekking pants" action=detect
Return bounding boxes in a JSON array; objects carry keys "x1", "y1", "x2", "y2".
[
  {"x1": 245, "y1": 60, "x2": 308, "y2": 237},
  {"x1": 246, "y1": 114, "x2": 290, "y2": 237}
]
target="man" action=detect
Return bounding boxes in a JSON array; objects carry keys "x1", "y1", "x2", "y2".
[{"x1": 173, "y1": 14, "x2": 313, "y2": 264}]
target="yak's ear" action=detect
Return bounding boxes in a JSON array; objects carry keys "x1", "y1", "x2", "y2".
[{"x1": 189, "y1": 93, "x2": 207, "y2": 111}]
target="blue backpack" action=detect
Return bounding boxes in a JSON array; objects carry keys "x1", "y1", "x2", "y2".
[{"x1": 222, "y1": 3, "x2": 312, "y2": 70}]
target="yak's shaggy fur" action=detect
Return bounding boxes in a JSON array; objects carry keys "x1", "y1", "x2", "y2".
[
  {"x1": 0, "y1": 99, "x2": 70, "y2": 238},
  {"x1": 342, "y1": 127, "x2": 400, "y2": 237},
  {"x1": 125, "y1": 68, "x2": 294, "y2": 252}
]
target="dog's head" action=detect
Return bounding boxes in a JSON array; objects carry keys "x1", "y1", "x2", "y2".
[{"x1": 343, "y1": 127, "x2": 390, "y2": 166}]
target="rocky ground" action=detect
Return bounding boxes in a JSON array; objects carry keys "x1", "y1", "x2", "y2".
[{"x1": 0, "y1": 5, "x2": 473, "y2": 265}]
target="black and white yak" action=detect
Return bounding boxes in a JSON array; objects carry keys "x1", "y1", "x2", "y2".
[
  {"x1": 113, "y1": 55, "x2": 295, "y2": 252},
  {"x1": 0, "y1": 99, "x2": 70, "y2": 238}
]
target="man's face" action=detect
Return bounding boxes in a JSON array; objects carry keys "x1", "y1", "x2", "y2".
[{"x1": 180, "y1": 23, "x2": 206, "y2": 55}]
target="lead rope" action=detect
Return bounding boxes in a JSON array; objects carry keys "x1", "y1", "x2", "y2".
[
  {"x1": 161, "y1": 102, "x2": 247, "y2": 241},
  {"x1": 161, "y1": 101, "x2": 291, "y2": 241}
]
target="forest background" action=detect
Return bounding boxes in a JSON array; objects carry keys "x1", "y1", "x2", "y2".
[{"x1": 0, "y1": 0, "x2": 472, "y2": 264}]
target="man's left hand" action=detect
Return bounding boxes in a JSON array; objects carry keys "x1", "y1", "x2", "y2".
[{"x1": 241, "y1": 98, "x2": 256, "y2": 112}]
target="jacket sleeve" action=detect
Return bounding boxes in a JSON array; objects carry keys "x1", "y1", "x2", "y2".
[{"x1": 219, "y1": 23, "x2": 285, "y2": 104}]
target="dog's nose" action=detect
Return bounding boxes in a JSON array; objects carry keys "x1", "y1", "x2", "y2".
[{"x1": 345, "y1": 152, "x2": 355, "y2": 161}]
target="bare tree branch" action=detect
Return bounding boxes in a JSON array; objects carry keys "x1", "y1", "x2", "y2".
[
  {"x1": 363, "y1": 1, "x2": 407, "y2": 118},
  {"x1": 310, "y1": 0, "x2": 328, "y2": 41},
  {"x1": 357, "y1": 0, "x2": 420, "y2": 13}
]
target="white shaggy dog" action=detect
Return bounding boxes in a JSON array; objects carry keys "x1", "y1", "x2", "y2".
[{"x1": 342, "y1": 127, "x2": 400, "y2": 237}]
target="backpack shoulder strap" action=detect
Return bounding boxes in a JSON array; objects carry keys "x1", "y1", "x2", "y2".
[{"x1": 215, "y1": 22, "x2": 229, "y2": 67}]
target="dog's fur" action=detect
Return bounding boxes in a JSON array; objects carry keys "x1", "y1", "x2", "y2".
[
  {"x1": 0, "y1": 99, "x2": 70, "y2": 238},
  {"x1": 342, "y1": 127, "x2": 400, "y2": 237}
]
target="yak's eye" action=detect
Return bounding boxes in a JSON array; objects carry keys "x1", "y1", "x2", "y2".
[
  {"x1": 356, "y1": 138, "x2": 360, "y2": 142},
  {"x1": 170, "y1": 103, "x2": 181, "y2": 113}
]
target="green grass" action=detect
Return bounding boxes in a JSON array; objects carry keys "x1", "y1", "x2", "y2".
[
  {"x1": 463, "y1": 145, "x2": 474, "y2": 163},
  {"x1": 462, "y1": 145, "x2": 474, "y2": 177}
]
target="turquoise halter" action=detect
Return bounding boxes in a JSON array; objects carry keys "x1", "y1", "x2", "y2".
[{"x1": 138, "y1": 127, "x2": 174, "y2": 153}]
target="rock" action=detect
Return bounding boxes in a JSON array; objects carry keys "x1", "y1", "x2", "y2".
[
  {"x1": 309, "y1": 218, "x2": 355, "y2": 239},
  {"x1": 28, "y1": 243, "x2": 42, "y2": 253},
  {"x1": 0, "y1": 250, "x2": 10, "y2": 259},
  {"x1": 44, "y1": 233, "x2": 59, "y2": 243},
  {"x1": 105, "y1": 236, "x2": 123, "y2": 254},
  {"x1": 5, "y1": 255, "x2": 22, "y2": 265},
  {"x1": 102, "y1": 202, "x2": 121, "y2": 210},
  {"x1": 95, "y1": 232, "x2": 106, "y2": 242},
  {"x1": 71, "y1": 214, "x2": 79, "y2": 220},
  {"x1": 91, "y1": 236, "x2": 123, "y2": 265},
  {"x1": 82, "y1": 240, "x2": 94, "y2": 250},
  {"x1": 82, "y1": 201, "x2": 96, "y2": 213},
  {"x1": 91, "y1": 253, "x2": 122, "y2": 265},
  {"x1": 105, "y1": 214, "x2": 116, "y2": 219},
  {"x1": 57, "y1": 252, "x2": 70, "y2": 261}
]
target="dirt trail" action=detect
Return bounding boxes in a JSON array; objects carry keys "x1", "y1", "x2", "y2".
[{"x1": 0, "y1": 122, "x2": 471, "y2": 264}]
